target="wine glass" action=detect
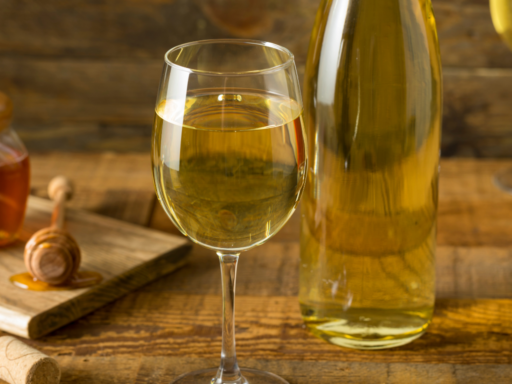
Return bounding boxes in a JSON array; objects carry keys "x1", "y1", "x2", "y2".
[
  {"x1": 151, "y1": 40, "x2": 306, "y2": 384},
  {"x1": 490, "y1": 0, "x2": 512, "y2": 191}
]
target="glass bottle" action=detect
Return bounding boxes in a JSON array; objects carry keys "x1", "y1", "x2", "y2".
[
  {"x1": 299, "y1": 0, "x2": 442, "y2": 349},
  {"x1": 0, "y1": 92, "x2": 30, "y2": 247}
]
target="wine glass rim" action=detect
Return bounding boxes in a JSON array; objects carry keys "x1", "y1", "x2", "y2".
[{"x1": 164, "y1": 39, "x2": 295, "y2": 76}]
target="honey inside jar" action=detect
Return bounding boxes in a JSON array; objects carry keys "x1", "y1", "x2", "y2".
[{"x1": 0, "y1": 92, "x2": 30, "y2": 246}]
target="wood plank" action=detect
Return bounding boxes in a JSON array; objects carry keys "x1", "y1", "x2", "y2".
[
  {"x1": 18, "y1": 154, "x2": 512, "y2": 379},
  {"x1": 0, "y1": 196, "x2": 191, "y2": 338},
  {"x1": 17, "y1": 123, "x2": 152, "y2": 152},
  {"x1": 16, "y1": 292, "x2": 511, "y2": 364},
  {"x1": 47, "y1": 356, "x2": 512, "y2": 384},
  {"x1": 436, "y1": 246, "x2": 512, "y2": 298},
  {"x1": 5, "y1": 234, "x2": 507, "y2": 363},
  {"x1": 434, "y1": 0, "x2": 512, "y2": 68},
  {"x1": 30, "y1": 153, "x2": 156, "y2": 225},
  {"x1": 0, "y1": 59, "x2": 161, "y2": 125},
  {"x1": 1, "y1": 0, "x2": 512, "y2": 69},
  {"x1": 2, "y1": 0, "x2": 512, "y2": 157},
  {"x1": 30, "y1": 153, "x2": 154, "y2": 193},
  {"x1": 443, "y1": 68, "x2": 512, "y2": 157},
  {"x1": 3, "y1": 60, "x2": 512, "y2": 156},
  {"x1": 438, "y1": 159, "x2": 512, "y2": 247},
  {"x1": 0, "y1": 0, "x2": 315, "y2": 65}
]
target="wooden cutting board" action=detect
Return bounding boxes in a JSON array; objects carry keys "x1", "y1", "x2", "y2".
[{"x1": 0, "y1": 196, "x2": 192, "y2": 339}]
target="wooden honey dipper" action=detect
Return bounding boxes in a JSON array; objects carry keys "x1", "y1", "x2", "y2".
[{"x1": 24, "y1": 176, "x2": 81, "y2": 286}]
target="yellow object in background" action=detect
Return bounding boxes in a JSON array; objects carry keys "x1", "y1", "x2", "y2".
[{"x1": 491, "y1": 0, "x2": 512, "y2": 49}]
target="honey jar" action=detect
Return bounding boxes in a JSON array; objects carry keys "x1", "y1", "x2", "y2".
[{"x1": 0, "y1": 92, "x2": 30, "y2": 246}]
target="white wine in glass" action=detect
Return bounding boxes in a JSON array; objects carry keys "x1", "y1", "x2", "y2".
[
  {"x1": 154, "y1": 92, "x2": 305, "y2": 251},
  {"x1": 152, "y1": 40, "x2": 306, "y2": 384}
]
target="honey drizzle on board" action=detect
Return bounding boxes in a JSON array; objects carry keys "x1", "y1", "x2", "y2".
[{"x1": 10, "y1": 271, "x2": 103, "y2": 291}]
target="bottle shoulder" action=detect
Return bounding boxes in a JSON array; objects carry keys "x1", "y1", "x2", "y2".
[{"x1": 304, "y1": 0, "x2": 442, "y2": 81}]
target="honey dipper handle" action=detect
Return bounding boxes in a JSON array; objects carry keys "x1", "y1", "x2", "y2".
[{"x1": 48, "y1": 176, "x2": 74, "y2": 230}]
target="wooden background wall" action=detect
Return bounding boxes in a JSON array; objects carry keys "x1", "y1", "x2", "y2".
[{"x1": 1, "y1": 0, "x2": 511, "y2": 157}]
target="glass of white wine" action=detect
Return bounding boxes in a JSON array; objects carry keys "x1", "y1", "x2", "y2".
[{"x1": 152, "y1": 40, "x2": 306, "y2": 384}]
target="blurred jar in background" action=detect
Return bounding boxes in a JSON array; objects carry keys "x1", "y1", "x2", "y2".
[
  {"x1": 0, "y1": 92, "x2": 30, "y2": 246},
  {"x1": 200, "y1": 0, "x2": 272, "y2": 37}
]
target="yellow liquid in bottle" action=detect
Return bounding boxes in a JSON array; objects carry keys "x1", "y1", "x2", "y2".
[{"x1": 300, "y1": 0, "x2": 442, "y2": 349}]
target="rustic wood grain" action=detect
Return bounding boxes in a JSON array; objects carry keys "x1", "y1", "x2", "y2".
[
  {"x1": 1, "y1": 155, "x2": 509, "y2": 381},
  {"x1": 47, "y1": 356, "x2": 512, "y2": 384},
  {"x1": 437, "y1": 159, "x2": 512, "y2": 247},
  {"x1": 443, "y1": 68, "x2": 512, "y2": 157},
  {"x1": 2, "y1": 59, "x2": 511, "y2": 156},
  {"x1": 436, "y1": 246, "x2": 512, "y2": 298},
  {"x1": 1, "y1": 0, "x2": 512, "y2": 156},
  {"x1": 0, "y1": 58, "x2": 160, "y2": 126},
  {"x1": 0, "y1": 196, "x2": 191, "y2": 338},
  {"x1": 30, "y1": 153, "x2": 155, "y2": 225},
  {"x1": 1, "y1": 0, "x2": 511, "y2": 68},
  {"x1": 434, "y1": 0, "x2": 512, "y2": 68},
  {"x1": 31, "y1": 153, "x2": 512, "y2": 259},
  {"x1": 0, "y1": 0, "x2": 315, "y2": 65},
  {"x1": 17, "y1": 292, "x2": 512, "y2": 365}
]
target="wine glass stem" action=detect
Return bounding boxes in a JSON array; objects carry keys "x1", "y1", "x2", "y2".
[{"x1": 215, "y1": 252, "x2": 243, "y2": 384}]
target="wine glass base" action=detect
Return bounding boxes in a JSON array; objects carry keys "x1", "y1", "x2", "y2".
[{"x1": 171, "y1": 368, "x2": 289, "y2": 384}]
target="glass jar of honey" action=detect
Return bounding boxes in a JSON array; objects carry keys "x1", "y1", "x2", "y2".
[{"x1": 0, "y1": 92, "x2": 30, "y2": 246}]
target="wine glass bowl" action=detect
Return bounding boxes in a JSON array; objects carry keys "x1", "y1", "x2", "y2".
[
  {"x1": 152, "y1": 40, "x2": 306, "y2": 384},
  {"x1": 153, "y1": 41, "x2": 306, "y2": 253},
  {"x1": 153, "y1": 90, "x2": 305, "y2": 252}
]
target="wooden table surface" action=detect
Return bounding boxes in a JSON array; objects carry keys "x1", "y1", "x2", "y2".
[{"x1": 3, "y1": 153, "x2": 511, "y2": 384}]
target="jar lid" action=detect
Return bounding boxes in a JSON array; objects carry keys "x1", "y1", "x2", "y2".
[{"x1": 0, "y1": 92, "x2": 13, "y2": 132}]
